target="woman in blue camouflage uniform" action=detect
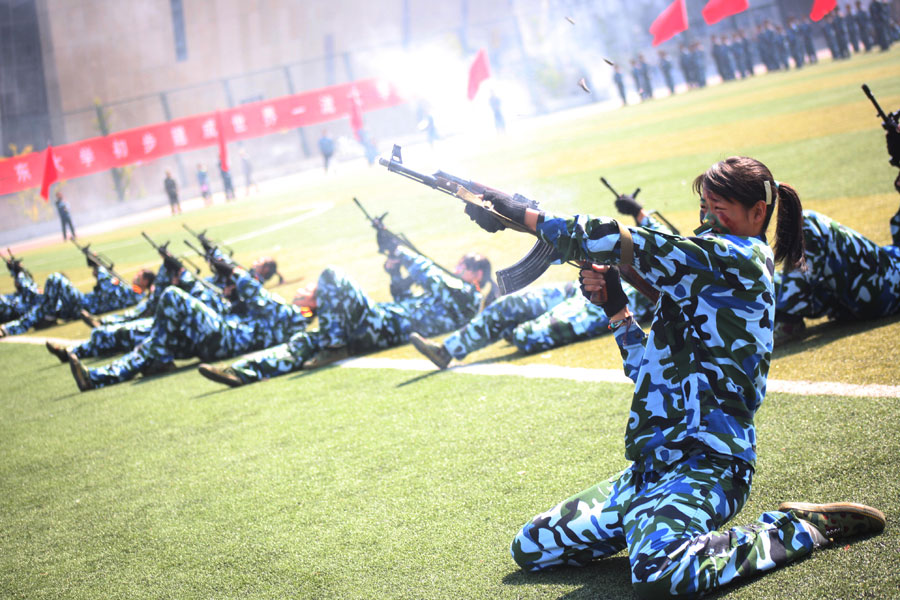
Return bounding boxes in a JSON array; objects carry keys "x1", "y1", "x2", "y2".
[
  {"x1": 0, "y1": 266, "x2": 150, "y2": 337},
  {"x1": 197, "y1": 244, "x2": 484, "y2": 387},
  {"x1": 66, "y1": 261, "x2": 308, "y2": 391},
  {"x1": 469, "y1": 156, "x2": 885, "y2": 597}
]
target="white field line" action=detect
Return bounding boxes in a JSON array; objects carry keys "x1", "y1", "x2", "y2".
[
  {"x1": 339, "y1": 357, "x2": 900, "y2": 399},
  {"x1": 222, "y1": 202, "x2": 333, "y2": 245},
  {"x1": 4, "y1": 336, "x2": 899, "y2": 399}
]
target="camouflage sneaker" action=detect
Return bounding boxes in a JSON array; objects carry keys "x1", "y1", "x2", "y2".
[
  {"x1": 303, "y1": 346, "x2": 350, "y2": 369},
  {"x1": 409, "y1": 332, "x2": 452, "y2": 370},
  {"x1": 67, "y1": 352, "x2": 94, "y2": 392},
  {"x1": 198, "y1": 363, "x2": 245, "y2": 387},
  {"x1": 779, "y1": 501, "x2": 886, "y2": 547},
  {"x1": 46, "y1": 340, "x2": 70, "y2": 363},
  {"x1": 80, "y1": 309, "x2": 101, "y2": 329},
  {"x1": 773, "y1": 318, "x2": 807, "y2": 345}
]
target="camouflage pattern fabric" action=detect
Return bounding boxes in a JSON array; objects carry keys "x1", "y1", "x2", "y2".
[
  {"x1": 511, "y1": 211, "x2": 779, "y2": 594},
  {"x1": 443, "y1": 214, "x2": 669, "y2": 358},
  {"x1": 99, "y1": 262, "x2": 172, "y2": 325},
  {"x1": 3, "y1": 267, "x2": 143, "y2": 336},
  {"x1": 442, "y1": 282, "x2": 578, "y2": 358},
  {"x1": 510, "y1": 452, "x2": 817, "y2": 597},
  {"x1": 84, "y1": 268, "x2": 307, "y2": 388},
  {"x1": 0, "y1": 271, "x2": 41, "y2": 323},
  {"x1": 775, "y1": 209, "x2": 900, "y2": 321},
  {"x1": 230, "y1": 249, "x2": 481, "y2": 383},
  {"x1": 70, "y1": 318, "x2": 154, "y2": 358},
  {"x1": 536, "y1": 212, "x2": 774, "y2": 472},
  {"x1": 75, "y1": 269, "x2": 232, "y2": 359}
]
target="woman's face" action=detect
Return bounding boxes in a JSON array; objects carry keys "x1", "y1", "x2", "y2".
[{"x1": 699, "y1": 188, "x2": 765, "y2": 236}]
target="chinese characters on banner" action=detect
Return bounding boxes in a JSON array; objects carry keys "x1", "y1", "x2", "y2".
[{"x1": 0, "y1": 78, "x2": 402, "y2": 196}]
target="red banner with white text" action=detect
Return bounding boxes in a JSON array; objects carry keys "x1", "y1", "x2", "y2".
[{"x1": 0, "y1": 78, "x2": 402, "y2": 196}]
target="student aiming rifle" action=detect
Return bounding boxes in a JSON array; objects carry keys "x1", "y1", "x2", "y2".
[{"x1": 71, "y1": 240, "x2": 127, "y2": 283}]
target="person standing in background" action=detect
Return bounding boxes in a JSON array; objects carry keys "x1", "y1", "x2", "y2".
[{"x1": 54, "y1": 190, "x2": 76, "y2": 240}]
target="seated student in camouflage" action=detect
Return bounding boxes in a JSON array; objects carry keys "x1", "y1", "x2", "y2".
[
  {"x1": 196, "y1": 243, "x2": 486, "y2": 387},
  {"x1": 0, "y1": 262, "x2": 41, "y2": 324},
  {"x1": 465, "y1": 156, "x2": 885, "y2": 597},
  {"x1": 0, "y1": 265, "x2": 151, "y2": 337},
  {"x1": 409, "y1": 204, "x2": 671, "y2": 369},
  {"x1": 774, "y1": 122, "x2": 900, "y2": 343},
  {"x1": 773, "y1": 205, "x2": 900, "y2": 342},
  {"x1": 66, "y1": 259, "x2": 308, "y2": 391},
  {"x1": 46, "y1": 263, "x2": 230, "y2": 364}
]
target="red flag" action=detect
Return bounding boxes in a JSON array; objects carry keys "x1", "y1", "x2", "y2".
[
  {"x1": 649, "y1": 0, "x2": 689, "y2": 46},
  {"x1": 467, "y1": 48, "x2": 491, "y2": 101},
  {"x1": 216, "y1": 110, "x2": 229, "y2": 172},
  {"x1": 809, "y1": 0, "x2": 836, "y2": 21},
  {"x1": 701, "y1": 0, "x2": 749, "y2": 25},
  {"x1": 349, "y1": 96, "x2": 364, "y2": 141},
  {"x1": 39, "y1": 145, "x2": 58, "y2": 201}
]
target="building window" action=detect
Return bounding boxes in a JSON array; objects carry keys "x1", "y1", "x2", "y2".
[{"x1": 170, "y1": 0, "x2": 188, "y2": 62}]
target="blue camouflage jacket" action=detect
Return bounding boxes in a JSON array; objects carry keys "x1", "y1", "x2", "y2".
[
  {"x1": 222, "y1": 268, "x2": 308, "y2": 353},
  {"x1": 84, "y1": 267, "x2": 144, "y2": 314},
  {"x1": 537, "y1": 213, "x2": 775, "y2": 473}
]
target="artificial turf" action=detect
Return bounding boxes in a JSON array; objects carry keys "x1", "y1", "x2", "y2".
[{"x1": 1, "y1": 47, "x2": 899, "y2": 599}]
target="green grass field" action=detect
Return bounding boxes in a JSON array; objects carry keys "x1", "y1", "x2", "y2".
[{"x1": 2, "y1": 49, "x2": 900, "y2": 599}]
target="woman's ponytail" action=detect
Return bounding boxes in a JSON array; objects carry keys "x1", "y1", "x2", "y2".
[{"x1": 773, "y1": 182, "x2": 805, "y2": 270}]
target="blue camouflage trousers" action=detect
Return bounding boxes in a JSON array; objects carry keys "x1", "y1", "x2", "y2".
[
  {"x1": 70, "y1": 318, "x2": 153, "y2": 358},
  {"x1": 511, "y1": 453, "x2": 816, "y2": 598},
  {"x1": 510, "y1": 296, "x2": 610, "y2": 354},
  {"x1": 4, "y1": 273, "x2": 137, "y2": 335},
  {"x1": 0, "y1": 292, "x2": 27, "y2": 323},
  {"x1": 86, "y1": 287, "x2": 235, "y2": 387},
  {"x1": 443, "y1": 283, "x2": 576, "y2": 358},
  {"x1": 229, "y1": 268, "x2": 407, "y2": 383}
]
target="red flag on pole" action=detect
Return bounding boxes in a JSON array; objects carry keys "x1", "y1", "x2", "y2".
[
  {"x1": 216, "y1": 110, "x2": 229, "y2": 172},
  {"x1": 349, "y1": 96, "x2": 364, "y2": 141},
  {"x1": 39, "y1": 145, "x2": 58, "y2": 201},
  {"x1": 701, "y1": 0, "x2": 749, "y2": 25},
  {"x1": 809, "y1": 0, "x2": 836, "y2": 22},
  {"x1": 649, "y1": 0, "x2": 689, "y2": 47},
  {"x1": 467, "y1": 48, "x2": 491, "y2": 101}
]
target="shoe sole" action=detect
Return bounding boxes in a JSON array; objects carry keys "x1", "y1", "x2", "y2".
[
  {"x1": 779, "y1": 501, "x2": 886, "y2": 532},
  {"x1": 409, "y1": 333, "x2": 450, "y2": 370},
  {"x1": 67, "y1": 353, "x2": 93, "y2": 392},
  {"x1": 198, "y1": 365, "x2": 244, "y2": 388},
  {"x1": 46, "y1": 341, "x2": 69, "y2": 363}
]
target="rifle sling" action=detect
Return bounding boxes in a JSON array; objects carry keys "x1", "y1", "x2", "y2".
[{"x1": 616, "y1": 220, "x2": 634, "y2": 266}]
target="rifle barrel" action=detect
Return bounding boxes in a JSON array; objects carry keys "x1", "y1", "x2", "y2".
[{"x1": 862, "y1": 84, "x2": 892, "y2": 124}]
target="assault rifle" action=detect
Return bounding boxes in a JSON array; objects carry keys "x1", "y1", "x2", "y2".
[
  {"x1": 141, "y1": 232, "x2": 223, "y2": 295},
  {"x1": 379, "y1": 144, "x2": 660, "y2": 302},
  {"x1": 599, "y1": 177, "x2": 680, "y2": 236},
  {"x1": 352, "y1": 196, "x2": 462, "y2": 282},
  {"x1": 182, "y1": 224, "x2": 234, "y2": 257},
  {"x1": 3, "y1": 248, "x2": 29, "y2": 278},
  {"x1": 72, "y1": 239, "x2": 127, "y2": 283},
  {"x1": 378, "y1": 144, "x2": 560, "y2": 294},
  {"x1": 862, "y1": 84, "x2": 900, "y2": 171},
  {"x1": 862, "y1": 84, "x2": 899, "y2": 134}
]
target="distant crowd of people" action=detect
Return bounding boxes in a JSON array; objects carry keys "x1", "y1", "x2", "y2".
[{"x1": 613, "y1": 1, "x2": 899, "y2": 104}]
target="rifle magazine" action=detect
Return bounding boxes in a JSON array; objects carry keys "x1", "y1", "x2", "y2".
[{"x1": 495, "y1": 241, "x2": 560, "y2": 295}]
